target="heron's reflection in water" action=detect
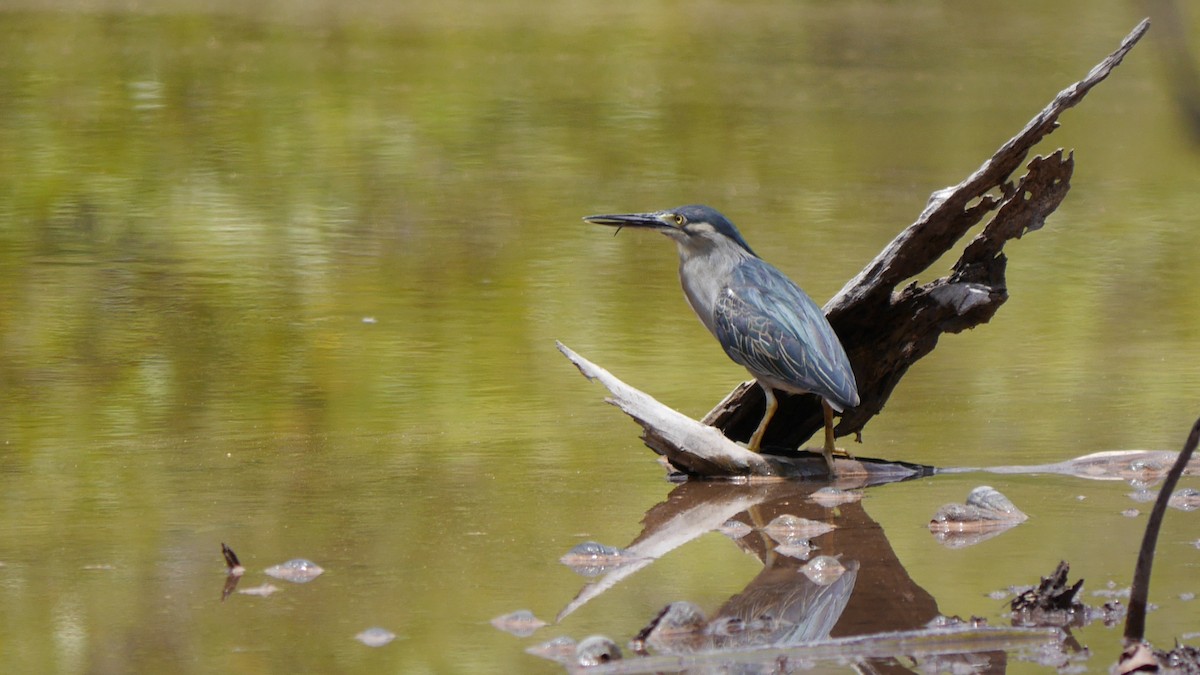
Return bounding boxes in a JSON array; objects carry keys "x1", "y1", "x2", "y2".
[{"x1": 555, "y1": 479, "x2": 1006, "y2": 673}]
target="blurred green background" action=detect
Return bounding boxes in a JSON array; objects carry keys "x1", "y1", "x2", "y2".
[{"x1": 1, "y1": 1, "x2": 1198, "y2": 672}]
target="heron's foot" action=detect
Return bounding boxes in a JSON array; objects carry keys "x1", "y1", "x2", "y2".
[
  {"x1": 795, "y1": 443, "x2": 855, "y2": 478},
  {"x1": 801, "y1": 445, "x2": 854, "y2": 459},
  {"x1": 830, "y1": 446, "x2": 855, "y2": 459}
]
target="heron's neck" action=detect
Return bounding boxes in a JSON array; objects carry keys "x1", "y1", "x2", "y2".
[{"x1": 675, "y1": 242, "x2": 752, "y2": 334}]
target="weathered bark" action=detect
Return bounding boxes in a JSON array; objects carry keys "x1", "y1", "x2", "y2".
[
  {"x1": 704, "y1": 19, "x2": 1150, "y2": 455},
  {"x1": 558, "y1": 341, "x2": 929, "y2": 480}
]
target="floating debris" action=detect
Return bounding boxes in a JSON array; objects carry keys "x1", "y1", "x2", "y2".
[
  {"x1": 1169, "y1": 488, "x2": 1200, "y2": 511},
  {"x1": 575, "y1": 635, "x2": 622, "y2": 667},
  {"x1": 810, "y1": 487, "x2": 863, "y2": 508},
  {"x1": 1121, "y1": 641, "x2": 1200, "y2": 674},
  {"x1": 490, "y1": 609, "x2": 547, "y2": 637},
  {"x1": 222, "y1": 543, "x2": 245, "y2": 577},
  {"x1": 929, "y1": 486, "x2": 1027, "y2": 547},
  {"x1": 264, "y1": 558, "x2": 324, "y2": 583},
  {"x1": 1122, "y1": 509, "x2": 1141, "y2": 518},
  {"x1": 1156, "y1": 644, "x2": 1200, "y2": 672},
  {"x1": 82, "y1": 564, "x2": 116, "y2": 571},
  {"x1": 1181, "y1": 592, "x2": 1196, "y2": 602},
  {"x1": 761, "y1": 514, "x2": 835, "y2": 545},
  {"x1": 559, "y1": 541, "x2": 639, "y2": 576},
  {"x1": 930, "y1": 486, "x2": 1027, "y2": 530},
  {"x1": 355, "y1": 627, "x2": 396, "y2": 647},
  {"x1": 1011, "y1": 561, "x2": 1085, "y2": 627},
  {"x1": 362, "y1": 316, "x2": 377, "y2": 324},
  {"x1": 632, "y1": 602, "x2": 707, "y2": 654},
  {"x1": 525, "y1": 636, "x2": 577, "y2": 664},
  {"x1": 774, "y1": 540, "x2": 817, "y2": 560},
  {"x1": 238, "y1": 583, "x2": 280, "y2": 597},
  {"x1": 717, "y1": 519, "x2": 752, "y2": 539},
  {"x1": 799, "y1": 555, "x2": 846, "y2": 585}
]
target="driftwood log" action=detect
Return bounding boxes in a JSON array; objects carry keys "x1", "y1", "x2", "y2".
[{"x1": 565, "y1": 19, "x2": 1150, "y2": 478}]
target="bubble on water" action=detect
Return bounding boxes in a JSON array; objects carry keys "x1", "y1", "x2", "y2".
[
  {"x1": 774, "y1": 540, "x2": 817, "y2": 560},
  {"x1": 559, "y1": 541, "x2": 639, "y2": 576},
  {"x1": 526, "y1": 636, "x2": 576, "y2": 664},
  {"x1": 575, "y1": 635, "x2": 622, "y2": 666},
  {"x1": 800, "y1": 555, "x2": 846, "y2": 585},
  {"x1": 355, "y1": 627, "x2": 396, "y2": 647},
  {"x1": 264, "y1": 558, "x2": 324, "y2": 583},
  {"x1": 717, "y1": 519, "x2": 752, "y2": 539},
  {"x1": 490, "y1": 609, "x2": 547, "y2": 637},
  {"x1": 762, "y1": 515, "x2": 834, "y2": 545},
  {"x1": 810, "y1": 487, "x2": 862, "y2": 507}
]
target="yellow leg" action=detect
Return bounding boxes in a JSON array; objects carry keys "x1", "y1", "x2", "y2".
[
  {"x1": 822, "y1": 399, "x2": 838, "y2": 477},
  {"x1": 747, "y1": 384, "x2": 777, "y2": 453}
]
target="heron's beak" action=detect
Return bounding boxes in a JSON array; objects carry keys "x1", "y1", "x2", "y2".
[{"x1": 583, "y1": 212, "x2": 676, "y2": 233}]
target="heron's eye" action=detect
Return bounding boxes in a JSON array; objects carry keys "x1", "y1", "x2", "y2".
[{"x1": 673, "y1": 214, "x2": 685, "y2": 226}]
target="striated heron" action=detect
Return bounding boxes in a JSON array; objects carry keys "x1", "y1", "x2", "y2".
[{"x1": 585, "y1": 204, "x2": 859, "y2": 476}]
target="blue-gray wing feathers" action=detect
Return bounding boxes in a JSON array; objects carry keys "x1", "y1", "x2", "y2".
[{"x1": 713, "y1": 260, "x2": 859, "y2": 410}]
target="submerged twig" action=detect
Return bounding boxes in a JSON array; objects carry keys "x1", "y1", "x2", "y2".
[
  {"x1": 222, "y1": 542, "x2": 245, "y2": 576},
  {"x1": 220, "y1": 542, "x2": 245, "y2": 602},
  {"x1": 1123, "y1": 416, "x2": 1200, "y2": 644}
]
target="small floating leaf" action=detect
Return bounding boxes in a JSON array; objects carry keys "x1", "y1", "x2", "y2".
[
  {"x1": 490, "y1": 609, "x2": 547, "y2": 637},
  {"x1": 264, "y1": 558, "x2": 324, "y2": 583},
  {"x1": 355, "y1": 627, "x2": 397, "y2": 647}
]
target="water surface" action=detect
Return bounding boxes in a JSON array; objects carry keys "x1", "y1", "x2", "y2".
[{"x1": 1, "y1": 1, "x2": 1199, "y2": 672}]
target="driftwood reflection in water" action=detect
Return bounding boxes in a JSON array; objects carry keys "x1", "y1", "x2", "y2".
[{"x1": 548, "y1": 480, "x2": 1048, "y2": 672}]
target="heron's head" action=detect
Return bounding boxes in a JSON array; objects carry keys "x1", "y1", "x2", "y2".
[{"x1": 584, "y1": 204, "x2": 757, "y2": 257}]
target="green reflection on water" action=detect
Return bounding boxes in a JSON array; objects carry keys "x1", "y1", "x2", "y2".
[{"x1": 1, "y1": 2, "x2": 1199, "y2": 672}]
